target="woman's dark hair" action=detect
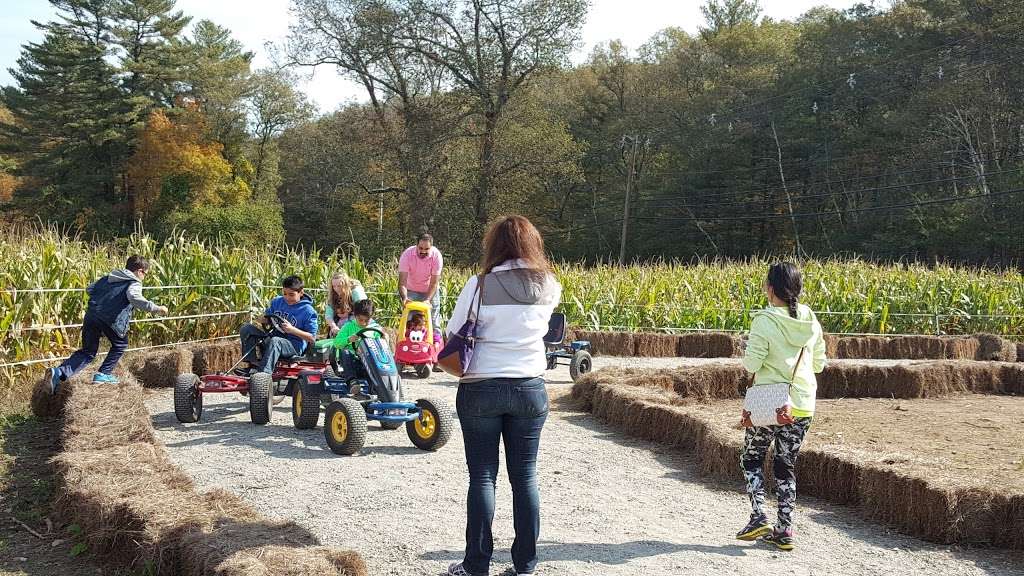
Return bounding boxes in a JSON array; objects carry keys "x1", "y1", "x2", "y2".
[
  {"x1": 767, "y1": 262, "x2": 802, "y2": 318},
  {"x1": 480, "y1": 215, "x2": 551, "y2": 275},
  {"x1": 352, "y1": 298, "x2": 374, "y2": 318}
]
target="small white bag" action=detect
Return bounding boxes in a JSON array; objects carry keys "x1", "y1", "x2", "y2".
[{"x1": 742, "y1": 347, "x2": 805, "y2": 427}]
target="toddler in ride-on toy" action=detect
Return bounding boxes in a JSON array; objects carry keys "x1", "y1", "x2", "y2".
[{"x1": 405, "y1": 311, "x2": 427, "y2": 342}]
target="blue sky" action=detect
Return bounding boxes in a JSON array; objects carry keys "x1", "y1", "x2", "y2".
[{"x1": 1, "y1": 0, "x2": 859, "y2": 113}]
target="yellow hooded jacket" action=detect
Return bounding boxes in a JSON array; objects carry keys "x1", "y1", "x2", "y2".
[{"x1": 742, "y1": 304, "x2": 828, "y2": 418}]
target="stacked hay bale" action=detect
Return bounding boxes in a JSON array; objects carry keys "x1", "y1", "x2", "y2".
[
  {"x1": 190, "y1": 339, "x2": 238, "y2": 375},
  {"x1": 569, "y1": 328, "x2": 1016, "y2": 361},
  {"x1": 123, "y1": 347, "x2": 194, "y2": 388},
  {"x1": 30, "y1": 371, "x2": 367, "y2": 576}
]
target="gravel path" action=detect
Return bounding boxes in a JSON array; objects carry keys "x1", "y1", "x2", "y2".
[{"x1": 145, "y1": 358, "x2": 1024, "y2": 576}]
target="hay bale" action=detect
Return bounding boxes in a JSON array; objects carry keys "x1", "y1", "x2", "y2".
[
  {"x1": 62, "y1": 376, "x2": 155, "y2": 452},
  {"x1": 125, "y1": 347, "x2": 194, "y2": 388},
  {"x1": 835, "y1": 336, "x2": 891, "y2": 359},
  {"x1": 52, "y1": 443, "x2": 196, "y2": 567},
  {"x1": 976, "y1": 334, "x2": 1017, "y2": 362},
  {"x1": 31, "y1": 372, "x2": 73, "y2": 418},
  {"x1": 179, "y1": 519, "x2": 369, "y2": 576},
  {"x1": 191, "y1": 340, "x2": 240, "y2": 375},
  {"x1": 824, "y1": 334, "x2": 839, "y2": 358},
  {"x1": 677, "y1": 333, "x2": 738, "y2": 358},
  {"x1": 632, "y1": 332, "x2": 679, "y2": 357},
  {"x1": 576, "y1": 331, "x2": 634, "y2": 357}
]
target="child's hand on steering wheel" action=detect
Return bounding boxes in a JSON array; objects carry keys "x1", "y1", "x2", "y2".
[
  {"x1": 347, "y1": 334, "x2": 358, "y2": 344},
  {"x1": 279, "y1": 319, "x2": 294, "y2": 334}
]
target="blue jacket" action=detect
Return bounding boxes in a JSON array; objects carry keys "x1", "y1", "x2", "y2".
[
  {"x1": 266, "y1": 294, "x2": 319, "y2": 355},
  {"x1": 85, "y1": 269, "x2": 162, "y2": 337}
]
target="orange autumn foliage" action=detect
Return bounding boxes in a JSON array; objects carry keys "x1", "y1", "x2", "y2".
[{"x1": 127, "y1": 107, "x2": 250, "y2": 217}]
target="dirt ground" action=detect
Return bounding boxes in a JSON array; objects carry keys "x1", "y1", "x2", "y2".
[
  {"x1": 144, "y1": 358, "x2": 1024, "y2": 576},
  {"x1": 0, "y1": 414, "x2": 108, "y2": 576}
]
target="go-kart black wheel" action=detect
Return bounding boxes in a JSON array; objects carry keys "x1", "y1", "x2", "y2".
[
  {"x1": 249, "y1": 372, "x2": 273, "y2": 425},
  {"x1": 546, "y1": 355, "x2": 558, "y2": 370},
  {"x1": 569, "y1": 350, "x2": 592, "y2": 382},
  {"x1": 407, "y1": 397, "x2": 453, "y2": 451},
  {"x1": 395, "y1": 361, "x2": 405, "y2": 374},
  {"x1": 174, "y1": 373, "x2": 202, "y2": 423},
  {"x1": 324, "y1": 399, "x2": 367, "y2": 455},
  {"x1": 415, "y1": 363, "x2": 431, "y2": 379},
  {"x1": 292, "y1": 376, "x2": 321, "y2": 430}
]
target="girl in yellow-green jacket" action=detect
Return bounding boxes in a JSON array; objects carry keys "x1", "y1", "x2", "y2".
[{"x1": 735, "y1": 262, "x2": 827, "y2": 551}]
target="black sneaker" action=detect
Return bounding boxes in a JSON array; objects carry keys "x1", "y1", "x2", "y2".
[
  {"x1": 763, "y1": 527, "x2": 795, "y2": 551},
  {"x1": 736, "y1": 515, "x2": 771, "y2": 541},
  {"x1": 232, "y1": 365, "x2": 254, "y2": 377}
]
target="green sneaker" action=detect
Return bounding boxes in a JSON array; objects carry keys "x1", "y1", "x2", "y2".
[
  {"x1": 736, "y1": 515, "x2": 771, "y2": 541},
  {"x1": 763, "y1": 527, "x2": 795, "y2": 551}
]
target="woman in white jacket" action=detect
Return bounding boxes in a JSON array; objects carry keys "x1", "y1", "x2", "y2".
[{"x1": 445, "y1": 216, "x2": 561, "y2": 576}]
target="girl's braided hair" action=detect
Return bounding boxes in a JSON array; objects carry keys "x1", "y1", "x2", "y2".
[{"x1": 767, "y1": 262, "x2": 803, "y2": 319}]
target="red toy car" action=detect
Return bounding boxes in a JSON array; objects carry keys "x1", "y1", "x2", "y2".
[{"x1": 393, "y1": 301, "x2": 440, "y2": 378}]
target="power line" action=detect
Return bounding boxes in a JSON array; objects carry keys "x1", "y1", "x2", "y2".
[
  {"x1": 636, "y1": 166, "x2": 1024, "y2": 211},
  {"x1": 630, "y1": 186, "x2": 1023, "y2": 223}
]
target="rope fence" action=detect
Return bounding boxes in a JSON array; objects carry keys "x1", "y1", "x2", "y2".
[{"x1": 2, "y1": 281, "x2": 1021, "y2": 370}]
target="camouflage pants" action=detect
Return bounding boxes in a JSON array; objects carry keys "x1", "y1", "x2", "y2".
[{"x1": 740, "y1": 417, "x2": 812, "y2": 530}]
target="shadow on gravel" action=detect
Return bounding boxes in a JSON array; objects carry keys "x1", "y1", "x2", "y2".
[
  {"x1": 151, "y1": 406, "x2": 443, "y2": 459},
  {"x1": 420, "y1": 539, "x2": 748, "y2": 566}
]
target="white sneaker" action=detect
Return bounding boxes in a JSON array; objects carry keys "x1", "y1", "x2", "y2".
[{"x1": 447, "y1": 563, "x2": 471, "y2": 576}]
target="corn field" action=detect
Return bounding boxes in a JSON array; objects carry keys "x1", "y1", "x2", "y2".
[{"x1": 2, "y1": 228, "x2": 1023, "y2": 378}]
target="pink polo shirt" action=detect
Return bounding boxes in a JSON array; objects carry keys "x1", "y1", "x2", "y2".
[{"x1": 399, "y1": 245, "x2": 443, "y2": 292}]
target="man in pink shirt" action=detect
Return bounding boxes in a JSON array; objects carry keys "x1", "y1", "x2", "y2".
[{"x1": 398, "y1": 233, "x2": 444, "y2": 338}]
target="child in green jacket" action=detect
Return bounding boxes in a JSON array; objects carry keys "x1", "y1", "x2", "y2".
[
  {"x1": 315, "y1": 299, "x2": 381, "y2": 380},
  {"x1": 735, "y1": 262, "x2": 827, "y2": 551}
]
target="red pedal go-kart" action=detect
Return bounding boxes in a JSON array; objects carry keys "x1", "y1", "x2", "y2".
[{"x1": 174, "y1": 313, "x2": 330, "y2": 425}]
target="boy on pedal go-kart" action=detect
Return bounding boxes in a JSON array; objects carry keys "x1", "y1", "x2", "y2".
[
  {"x1": 236, "y1": 275, "x2": 318, "y2": 377},
  {"x1": 325, "y1": 298, "x2": 380, "y2": 384}
]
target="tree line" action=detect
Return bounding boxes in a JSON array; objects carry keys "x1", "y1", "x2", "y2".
[
  {"x1": 0, "y1": 0, "x2": 310, "y2": 242},
  {"x1": 2, "y1": 0, "x2": 1022, "y2": 266}
]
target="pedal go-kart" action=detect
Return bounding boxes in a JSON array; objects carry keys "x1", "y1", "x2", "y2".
[
  {"x1": 544, "y1": 312, "x2": 593, "y2": 382},
  {"x1": 291, "y1": 326, "x2": 453, "y2": 456},
  {"x1": 394, "y1": 300, "x2": 441, "y2": 378},
  {"x1": 174, "y1": 313, "x2": 330, "y2": 425}
]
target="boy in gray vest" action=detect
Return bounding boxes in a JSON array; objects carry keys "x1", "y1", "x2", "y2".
[{"x1": 47, "y1": 255, "x2": 168, "y2": 392}]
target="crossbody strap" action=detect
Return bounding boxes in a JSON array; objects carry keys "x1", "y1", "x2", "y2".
[
  {"x1": 790, "y1": 346, "x2": 806, "y2": 383},
  {"x1": 466, "y1": 273, "x2": 485, "y2": 341}
]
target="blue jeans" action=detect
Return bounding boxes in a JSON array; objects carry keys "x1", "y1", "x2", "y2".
[
  {"x1": 239, "y1": 323, "x2": 298, "y2": 374},
  {"x1": 57, "y1": 315, "x2": 128, "y2": 379},
  {"x1": 456, "y1": 377, "x2": 548, "y2": 576}
]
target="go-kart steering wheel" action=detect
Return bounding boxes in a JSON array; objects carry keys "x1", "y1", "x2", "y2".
[
  {"x1": 265, "y1": 312, "x2": 289, "y2": 335},
  {"x1": 355, "y1": 327, "x2": 386, "y2": 339}
]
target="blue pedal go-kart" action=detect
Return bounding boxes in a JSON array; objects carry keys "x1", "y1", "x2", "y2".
[
  {"x1": 544, "y1": 312, "x2": 593, "y2": 382},
  {"x1": 290, "y1": 327, "x2": 453, "y2": 455}
]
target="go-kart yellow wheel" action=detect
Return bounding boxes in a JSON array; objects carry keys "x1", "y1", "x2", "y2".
[
  {"x1": 406, "y1": 397, "x2": 453, "y2": 451},
  {"x1": 292, "y1": 377, "x2": 321, "y2": 430},
  {"x1": 324, "y1": 399, "x2": 366, "y2": 455}
]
